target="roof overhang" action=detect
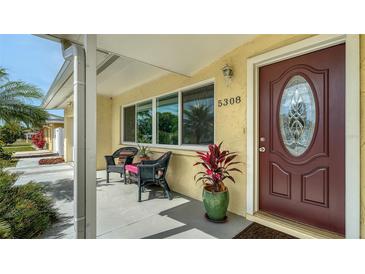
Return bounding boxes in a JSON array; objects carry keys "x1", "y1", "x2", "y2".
[
  {"x1": 41, "y1": 34, "x2": 257, "y2": 109},
  {"x1": 42, "y1": 50, "x2": 116, "y2": 109}
]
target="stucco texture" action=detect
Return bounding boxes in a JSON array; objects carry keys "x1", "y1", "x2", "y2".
[
  {"x1": 43, "y1": 123, "x2": 63, "y2": 152},
  {"x1": 62, "y1": 34, "x2": 365, "y2": 237},
  {"x1": 96, "y1": 95, "x2": 112, "y2": 170},
  {"x1": 63, "y1": 104, "x2": 73, "y2": 162},
  {"x1": 360, "y1": 35, "x2": 365, "y2": 238},
  {"x1": 110, "y1": 35, "x2": 315, "y2": 218},
  {"x1": 63, "y1": 95, "x2": 112, "y2": 170}
]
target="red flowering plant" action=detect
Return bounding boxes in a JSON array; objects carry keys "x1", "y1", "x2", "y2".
[
  {"x1": 194, "y1": 142, "x2": 242, "y2": 192},
  {"x1": 32, "y1": 130, "x2": 46, "y2": 149}
]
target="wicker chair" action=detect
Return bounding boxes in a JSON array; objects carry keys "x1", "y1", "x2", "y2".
[
  {"x1": 125, "y1": 151, "x2": 173, "y2": 202},
  {"x1": 104, "y1": 147, "x2": 138, "y2": 183}
]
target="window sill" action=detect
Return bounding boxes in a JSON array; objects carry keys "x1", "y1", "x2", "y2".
[{"x1": 120, "y1": 142, "x2": 209, "y2": 156}]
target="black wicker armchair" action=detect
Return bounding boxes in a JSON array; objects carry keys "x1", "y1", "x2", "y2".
[
  {"x1": 125, "y1": 151, "x2": 173, "y2": 202},
  {"x1": 104, "y1": 147, "x2": 138, "y2": 183}
]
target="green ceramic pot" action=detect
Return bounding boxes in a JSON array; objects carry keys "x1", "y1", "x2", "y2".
[{"x1": 202, "y1": 186, "x2": 229, "y2": 221}]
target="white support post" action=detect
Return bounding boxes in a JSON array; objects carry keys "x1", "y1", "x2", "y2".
[
  {"x1": 84, "y1": 34, "x2": 97, "y2": 239},
  {"x1": 67, "y1": 35, "x2": 97, "y2": 239},
  {"x1": 72, "y1": 44, "x2": 87, "y2": 239}
]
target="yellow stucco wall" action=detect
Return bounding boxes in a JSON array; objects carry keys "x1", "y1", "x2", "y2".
[
  {"x1": 96, "y1": 95, "x2": 113, "y2": 170},
  {"x1": 60, "y1": 34, "x2": 364, "y2": 237},
  {"x1": 360, "y1": 35, "x2": 365, "y2": 238},
  {"x1": 43, "y1": 123, "x2": 64, "y2": 152},
  {"x1": 63, "y1": 95, "x2": 112, "y2": 170},
  {"x1": 43, "y1": 127, "x2": 51, "y2": 150},
  {"x1": 64, "y1": 105, "x2": 73, "y2": 162},
  {"x1": 110, "y1": 35, "x2": 316, "y2": 218}
]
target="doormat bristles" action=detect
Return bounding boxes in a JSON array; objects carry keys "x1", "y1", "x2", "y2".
[{"x1": 233, "y1": 223, "x2": 296, "y2": 239}]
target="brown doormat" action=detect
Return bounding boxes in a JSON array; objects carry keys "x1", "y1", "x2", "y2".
[
  {"x1": 233, "y1": 223, "x2": 297, "y2": 239},
  {"x1": 39, "y1": 157, "x2": 65, "y2": 165}
]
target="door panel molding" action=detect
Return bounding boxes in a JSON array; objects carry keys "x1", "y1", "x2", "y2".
[
  {"x1": 302, "y1": 167, "x2": 329, "y2": 208},
  {"x1": 269, "y1": 162, "x2": 292, "y2": 199},
  {"x1": 269, "y1": 66, "x2": 329, "y2": 165},
  {"x1": 246, "y1": 34, "x2": 360, "y2": 239}
]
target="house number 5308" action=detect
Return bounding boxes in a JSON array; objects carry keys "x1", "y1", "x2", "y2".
[{"x1": 217, "y1": 96, "x2": 241, "y2": 107}]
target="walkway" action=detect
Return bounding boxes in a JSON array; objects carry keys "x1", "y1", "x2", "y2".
[
  {"x1": 7, "y1": 157, "x2": 251, "y2": 239},
  {"x1": 12, "y1": 150, "x2": 58, "y2": 158}
]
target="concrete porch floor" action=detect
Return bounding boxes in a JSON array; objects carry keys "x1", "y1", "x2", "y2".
[{"x1": 8, "y1": 157, "x2": 251, "y2": 239}]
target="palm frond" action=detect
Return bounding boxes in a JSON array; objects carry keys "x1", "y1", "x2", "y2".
[
  {"x1": 0, "y1": 81, "x2": 43, "y2": 101},
  {"x1": 0, "y1": 67, "x2": 9, "y2": 82},
  {"x1": 0, "y1": 68, "x2": 47, "y2": 127}
]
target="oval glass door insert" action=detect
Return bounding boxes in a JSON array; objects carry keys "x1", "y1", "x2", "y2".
[{"x1": 279, "y1": 75, "x2": 316, "y2": 157}]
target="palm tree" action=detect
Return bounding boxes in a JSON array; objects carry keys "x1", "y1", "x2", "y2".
[
  {"x1": 183, "y1": 103, "x2": 214, "y2": 144},
  {"x1": 0, "y1": 67, "x2": 48, "y2": 128}
]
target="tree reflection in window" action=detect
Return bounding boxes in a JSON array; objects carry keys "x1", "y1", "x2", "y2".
[
  {"x1": 123, "y1": 105, "x2": 135, "y2": 142},
  {"x1": 157, "y1": 93, "x2": 178, "y2": 145},
  {"x1": 137, "y1": 100, "x2": 152, "y2": 143},
  {"x1": 182, "y1": 84, "x2": 214, "y2": 145}
]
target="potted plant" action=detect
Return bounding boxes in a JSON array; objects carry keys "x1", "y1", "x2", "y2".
[
  {"x1": 194, "y1": 142, "x2": 241, "y2": 222},
  {"x1": 137, "y1": 144, "x2": 153, "y2": 161}
]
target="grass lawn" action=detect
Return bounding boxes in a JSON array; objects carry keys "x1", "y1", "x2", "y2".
[
  {"x1": 0, "y1": 159, "x2": 18, "y2": 168},
  {"x1": 3, "y1": 145, "x2": 35, "y2": 153}
]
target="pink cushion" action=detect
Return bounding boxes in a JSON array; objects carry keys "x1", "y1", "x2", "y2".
[{"x1": 125, "y1": 164, "x2": 138, "y2": 174}]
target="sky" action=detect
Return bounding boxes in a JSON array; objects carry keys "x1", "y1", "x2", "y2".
[{"x1": 0, "y1": 34, "x2": 65, "y2": 117}]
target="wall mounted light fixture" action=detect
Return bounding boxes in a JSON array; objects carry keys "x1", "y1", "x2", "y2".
[{"x1": 222, "y1": 64, "x2": 234, "y2": 86}]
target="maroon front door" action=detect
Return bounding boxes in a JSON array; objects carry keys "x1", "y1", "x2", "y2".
[{"x1": 259, "y1": 44, "x2": 345, "y2": 235}]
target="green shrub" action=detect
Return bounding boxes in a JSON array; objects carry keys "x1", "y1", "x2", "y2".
[
  {"x1": 0, "y1": 159, "x2": 18, "y2": 168},
  {"x1": 0, "y1": 140, "x2": 12, "y2": 160},
  {"x1": 0, "y1": 169, "x2": 58, "y2": 239},
  {"x1": 0, "y1": 122, "x2": 24, "y2": 145},
  {"x1": 0, "y1": 220, "x2": 12, "y2": 238}
]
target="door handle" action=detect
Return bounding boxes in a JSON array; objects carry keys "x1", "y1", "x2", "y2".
[{"x1": 258, "y1": 147, "x2": 266, "y2": 153}]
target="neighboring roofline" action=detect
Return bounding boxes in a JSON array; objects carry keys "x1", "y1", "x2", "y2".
[
  {"x1": 45, "y1": 114, "x2": 64, "y2": 124},
  {"x1": 45, "y1": 120, "x2": 64, "y2": 124},
  {"x1": 48, "y1": 113, "x2": 64, "y2": 119}
]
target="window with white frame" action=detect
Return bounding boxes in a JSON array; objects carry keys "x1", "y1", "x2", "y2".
[
  {"x1": 182, "y1": 84, "x2": 214, "y2": 145},
  {"x1": 123, "y1": 105, "x2": 135, "y2": 142},
  {"x1": 121, "y1": 82, "x2": 214, "y2": 148},
  {"x1": 157, "y1": 93, "x2": 179, "y2": 145},
  {"x1": 136, "y1": 100, "x2": 153, "y2": 143}
]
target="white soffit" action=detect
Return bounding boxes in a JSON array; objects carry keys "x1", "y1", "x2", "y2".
[
  {"x1": 97, "y1": 34, "x2": 256, "y2": 76},
  {"x1": 51, "y1": 34, "x2": 256, "y2": 76},
  {"x1": 44, "y1": 51, "x2": 109, "y2": 109},
  {"x1": 44, "y1": 34, "x2": 257, "y2": 105},
  {"x1": 97, "y1": 57, "x2": 168, "y2": 96}
]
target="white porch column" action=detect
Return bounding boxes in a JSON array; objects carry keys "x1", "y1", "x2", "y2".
[
  {"x1": 84, "y1": 34, "x2": 97, "y2": 238},
  {"x1": 71, "y1": 35, "x2": 97, "y2": 239}
]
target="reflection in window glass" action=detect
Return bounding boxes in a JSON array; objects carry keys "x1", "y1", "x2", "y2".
[
  {"x1": 182, "y1": 84, "x2": 214, "y2": 145},
  {"x1": 157, "y1": 93, "x2": 178, "y2": 145},
  {"x1": 136, "y1": 100, "x2": 152, "y2": 143},
  {"x1": 123, "y1": 105, "x2": 135, "y2": 142}
]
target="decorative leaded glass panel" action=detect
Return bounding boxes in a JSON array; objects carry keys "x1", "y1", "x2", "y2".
[{"x1": 279, "y1": 75, "x2": 316, "y2": 156}]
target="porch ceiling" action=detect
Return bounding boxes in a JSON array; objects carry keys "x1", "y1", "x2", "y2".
[
  {"x1": 43, "y1": 51, "x2": 112, "y2": 109},
  {"x1": 43, "y1": 34, "x2": 256, "y2": 108},
  {"x1": 50, "y1": 34, "x2": 256, "y2": 76}
]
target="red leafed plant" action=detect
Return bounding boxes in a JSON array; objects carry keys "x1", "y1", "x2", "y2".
[
  {"x1": 194, "y1": 142, "x2": 242, "y2": 192},
  {"x1": 32, "y1": 130, "x2": 46, "y2": 149}
]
